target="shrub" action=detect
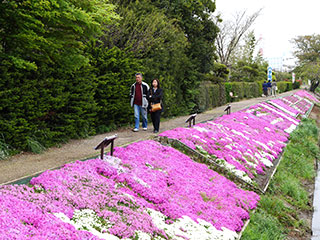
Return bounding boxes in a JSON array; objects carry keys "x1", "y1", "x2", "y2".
[
  {"x1": 243, "y1": 82, "x2": 261, "y2": 98},
  {"x1": 293, "y1": 80, "x2": 301, "y2": 89},
  {"x1": 197, "y1": 81, "x2": 226, "y2": 112},
  {"x1": 277, "y1": 81, "x2": 293, "y2": 93}
]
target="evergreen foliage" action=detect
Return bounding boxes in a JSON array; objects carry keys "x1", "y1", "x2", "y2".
[
  {"x1": 0, "y1": 0, "x2": 118, "y2": 151},
  {"x1": 0, "y1": 0, "x2": 295, "y2": 153}
]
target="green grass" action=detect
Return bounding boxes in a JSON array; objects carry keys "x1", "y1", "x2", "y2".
[
  {"x1": 0, "y1": 134, "x2": 14, "y2": 160},
  {"x1": 242, "y1": 118, "x2": 319, "y2": 239},
  {"x1": 0, "y1": 139, "x2": 11, "y2": 160},
  {"x1": 27, "y1": 136, "x2": 46, "y2": 154},
  {"x1": 241, "y1": 210, "x2": 285, "y2": 240}
]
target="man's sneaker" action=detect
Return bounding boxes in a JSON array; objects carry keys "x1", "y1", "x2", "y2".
[
  {"x1": 133, "y1": 128, "x2": 139, "y2": 132},
  {"x1": 142, "y1": 127, "x2": 147, "y2": 131}
]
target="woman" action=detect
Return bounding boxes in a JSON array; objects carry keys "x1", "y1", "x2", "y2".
[{"x1": 148, "y1": 79, "x2": 163, "y2": 133}]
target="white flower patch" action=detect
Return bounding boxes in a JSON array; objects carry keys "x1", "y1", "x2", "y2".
[
  {"x1": 244, "y1": 158, "x2": 257, "y2": 168},
  {"x1": 281, "y1": 98, "x2": 293, "y2": 105},
  {"x1": 302, "y1": 97, "x2": 313, "y2": 105},
  {"x1": 285, "y1": 124, "x2": 297, "y2": 134},
  {"x1": 270, "y1": 117, "x2": 284, "y2": 125},
  {"x1": 196, "y1": 145, "x2": 209, "y2": 156},
  {"x1": 194, "y1": 126, "x2": 210, "y2": 133},
  {"x1": 146, "y1": 208, "x2": 238, "y2": 240},
  {"x1": 256, "y1": 113, "x2": 269, "y2": 117},
  {"x1": 53, "y1": 210, "x2": 123, "y2": 240},
  {"x1": 103, "y1": 155, "x2": 127, "y2": 174},
  {"x1": 222, "y1": 159, "x2": 252, "y2": 183},
  {"x1": 207, "y1": 122, "x2": 227, "y2": 131},
  {"x1": 196, "y1": 146, "x2": 252, "y2": 183},
  {"x1": 134, "y1": 231, "x2": 152, "y2": 240},
  {"x1": 243, "y1": 152, "x2": 259, "y2": 165},
  {"x1": 259, "y1": 157, "x2": 273, "y2": 168},
  {"x1": 103, "y1": 155, "x2": 121, "y2": 166},
  {"x1": 133, "y1": 175, "x2": 151, "y2": 188},
  {"x1": 236, "y1": 150, "x2": 243, "y2": 156},
  {"x1": 252, "y1": 140, "x2": 272, "y2": 152},
  {"x1": 225, "y1": 145, "x2": 233, "y2": 150},
  {"x1": 192, "y1": 134, "x2": 207, "y2": 143},
  {"x1": 245, "y1": 108, "x2": 257, "y2": 113},
  {"x1": 264, "y1": 127, "x2": 271, "y2": 132},
  {"x1": 231, "y1": 129, "x2": 250, "y2": 141},
  {"x1": 244, "y1": 151, "x2": 273, "y2": 169},
  {"x1": 260, "y1": 151, "x2": 275, "y2": 161},
  {"x1": 259, "y1": 153, "x2": 273, "y2": 166},
  {"x1": 254, "y1": 152, "x2": 273, "y2": 168}
]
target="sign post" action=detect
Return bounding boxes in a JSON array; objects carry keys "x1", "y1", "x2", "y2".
[
  {"x1": 95, "y1": 134, "x2": 118, "y2": 159},
  {"x1": 292, "y1": 72, "x2": 295, "y2": 83},
  {"x1": 267, "y1": 66, "x2": 272, "y2": 81},
  {"x1": 185, "y1": 113, "x2": 197, "y2": 127}
]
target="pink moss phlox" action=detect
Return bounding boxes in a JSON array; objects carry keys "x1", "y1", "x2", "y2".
[
  {"x1": 0, "y1": 190, "x2": 99, "y2": 239},
  {"x1": 113, "y1": 140, "x2": 260, "y2": 232}
]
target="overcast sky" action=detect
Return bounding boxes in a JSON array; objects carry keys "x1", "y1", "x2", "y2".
[{"x1": 215, "y1": 0, "x2": 320, "y2": 68}]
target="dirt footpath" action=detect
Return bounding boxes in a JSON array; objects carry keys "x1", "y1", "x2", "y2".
[{"x1": 0, "y1": 92, "x2": 297, "y2": 185}]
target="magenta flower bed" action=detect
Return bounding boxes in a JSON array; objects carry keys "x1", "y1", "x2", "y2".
[
  {"x1": 0, "y1": 140, "x2": 259, "y2": 239},
  {"x1": 268, "y1": 98, "x2": 300, "y2": 116},
  {"x1": 294, "y1": 90, "x2": 319, "y2": 103},
  {"x1": 0, "y1": 186, "x2": 99, "y2": 239},
  {"x1": 268, "y1": 91, "x2": 316, "y2": 117},
  {"x1": 30, "y1": 158, "x2": 164, "y2": 238},
  {"x1": 160, "y1": 111, "x2": 288, "y2": 181},
  {"x1": 112, "y1": 140, "x2": 259, "y2": 232},
  {"x1": 244, "y1": 102, "x2": 300, "y2": 133},
  {"x1": 293, "y1": 98, "x2": 313, "y2": 114},
  {"x1": 281, "y1": 95, "x2": 300, "y2": 105}
]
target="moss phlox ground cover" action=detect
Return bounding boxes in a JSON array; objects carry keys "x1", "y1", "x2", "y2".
[{"x1": 0, "y1": 90, "x2": 317, "y2": 239}]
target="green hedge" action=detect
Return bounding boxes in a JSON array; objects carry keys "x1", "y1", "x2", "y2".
[
  {"x1": 198, "y1": 81, "x2": 226, "y2": 112},
  {"x1": 277, "y1": 81, "x2": 293, "y2": 93},
  {"x1": 197, "y1": 80, "x2": 294, "y2": 113},
  {"x1": 225, "y1": 82, "x2": 261, "y2": 103}
]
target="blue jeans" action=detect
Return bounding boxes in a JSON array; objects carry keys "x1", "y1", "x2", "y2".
[{"x1": 134, "y1": 104, "x2": 147, "y2": 129}]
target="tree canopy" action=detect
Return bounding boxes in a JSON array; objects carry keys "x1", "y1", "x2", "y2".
[
  {"x1": 292, "y1": 34, "x2": 320, "y2": 92},
  {"x1": 0, "y1": 0, "x2": 274, "y2": 154}
]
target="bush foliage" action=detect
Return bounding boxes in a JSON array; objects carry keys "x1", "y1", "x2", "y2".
[{"x1": 0, "y1": 0, "x2": 296, "y2": 153}]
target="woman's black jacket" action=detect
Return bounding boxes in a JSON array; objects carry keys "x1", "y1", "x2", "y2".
[{"x1": 148, "y1": 88, "x2": 163, "y2": 111}]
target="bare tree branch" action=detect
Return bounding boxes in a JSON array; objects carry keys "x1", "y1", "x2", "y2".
[{"x1": 215, "y1": 9, "x2": 262, "y2": 67}]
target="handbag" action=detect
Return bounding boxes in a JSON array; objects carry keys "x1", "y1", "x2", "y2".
[
  {"x1": 150, "y1": 88, "x2": 162, "y2": 112},
  {"x1": 151, "y1": 103, "x2": 161, "y2": 112}
]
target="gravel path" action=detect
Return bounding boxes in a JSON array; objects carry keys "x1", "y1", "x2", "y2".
[{"x1": 0, "y1": 91, "x2": 297, "y2": 185}]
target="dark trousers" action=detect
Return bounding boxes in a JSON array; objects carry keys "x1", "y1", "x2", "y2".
[
  {"x1": 151, "y1": 110, "x2": 161, "y2": 131},
  {"x1": 263, "y1": 89, "x2": 268, "y2": 96}
]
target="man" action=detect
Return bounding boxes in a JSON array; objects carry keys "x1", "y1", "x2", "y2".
[
  {"x1": 262, "y1": 81, "x2": 268, "y2": 97},
  {"x1": 130, "y1": 73, "x2": 149, "y2": 132},
  {"x1": 267, "y1": 80, "x2": 272, "y2": 96},
  {"x1": 271, "y1": 80, "x2": 277, "y2": 96}
]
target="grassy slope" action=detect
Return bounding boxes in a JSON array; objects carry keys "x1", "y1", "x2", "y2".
[{"x1": 242, "y1": 118, "x2": 320, "y2": 240}]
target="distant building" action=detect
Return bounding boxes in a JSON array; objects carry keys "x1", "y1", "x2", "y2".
[
  {"x1": 268, "y1": 57, "x2": 283, "y2": 71},
  {"x1": 267, "y1": 56, "x2": 295, "y2": 72}
]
